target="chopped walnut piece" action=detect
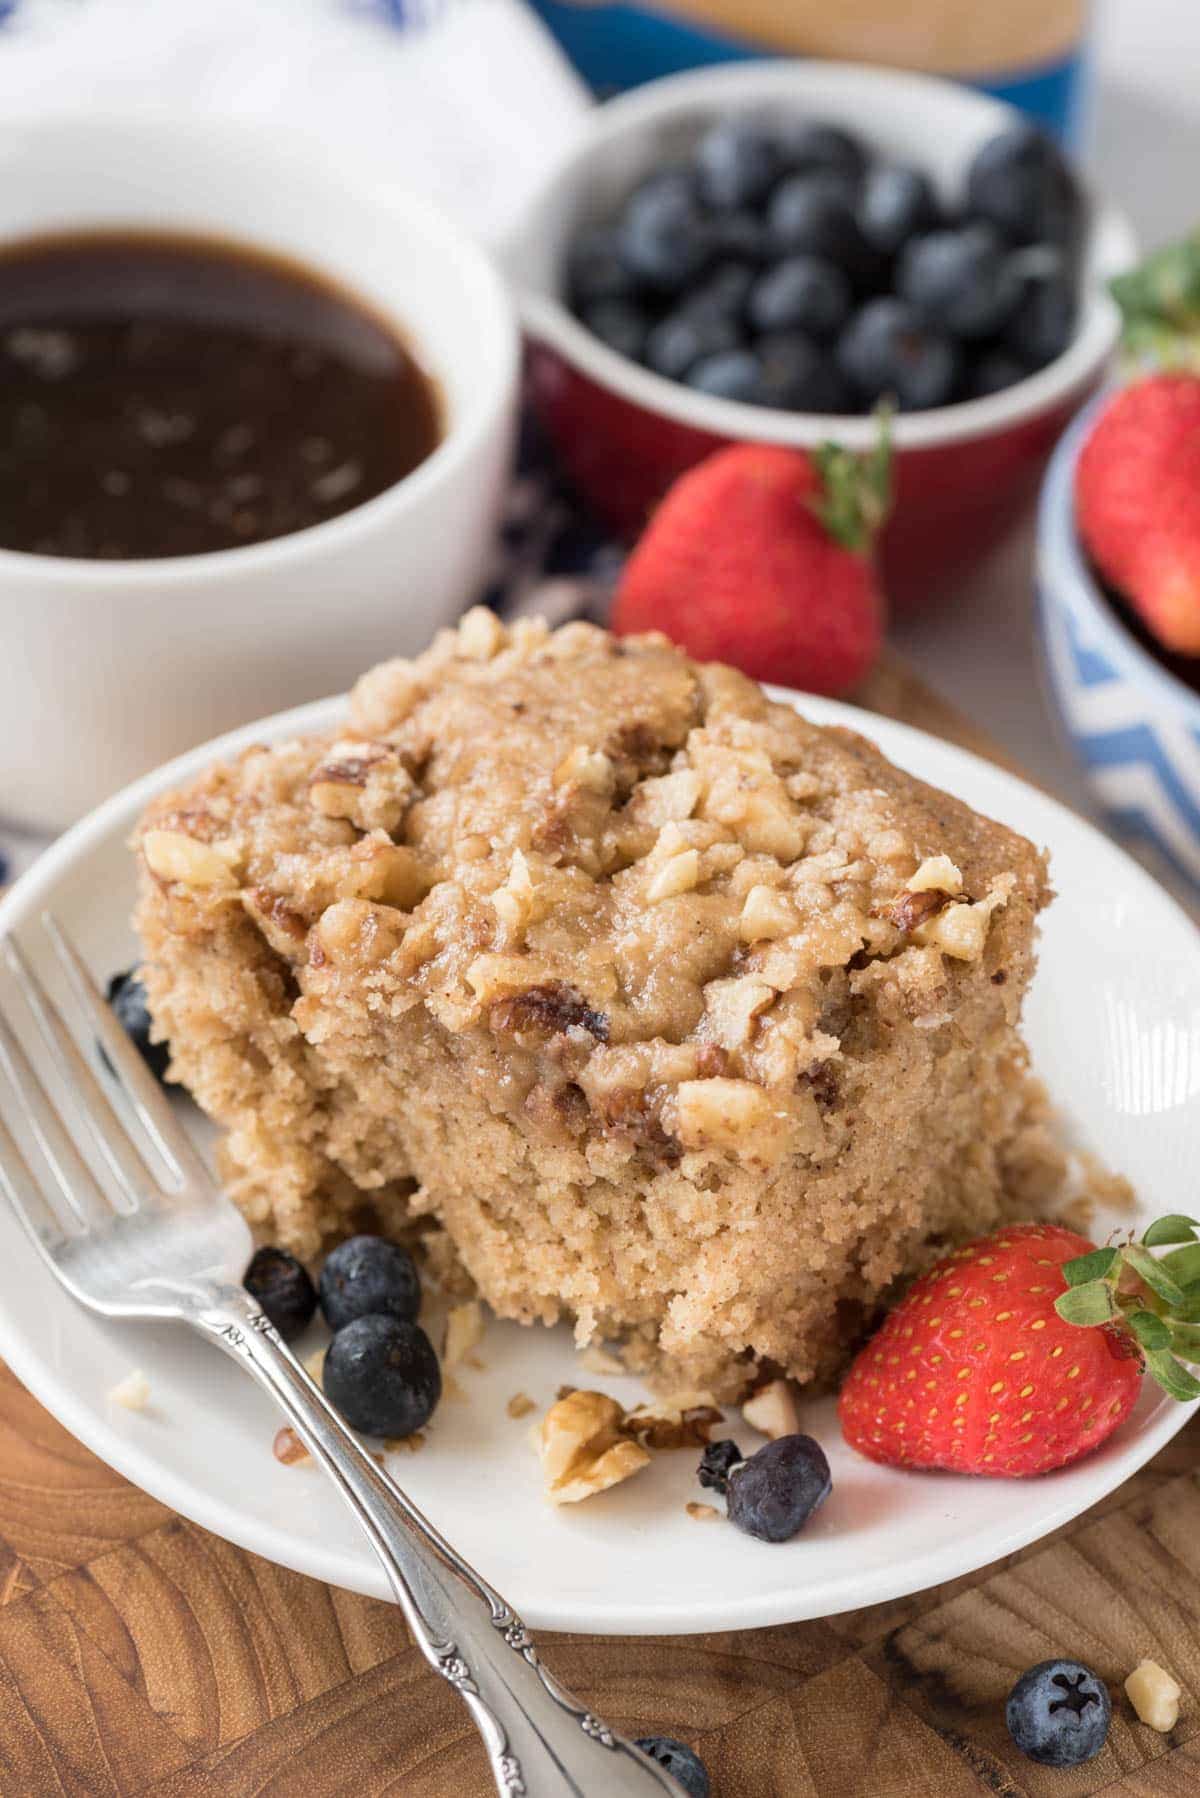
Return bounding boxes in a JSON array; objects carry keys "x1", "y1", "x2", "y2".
[
  {"x1": 578, "y1": 1344, "x2": 628, "y2": 1378},
  {"x1": 883, "y1": 887, "x2": 953, "y2": 933},
  {"x1": 273, "y1": 1426, "x2": 311, "y2": 1466},
  {"x1": 1125, "y1": 1659, "x2": 1181, "y2": 1732},
  {"x1": 457, "y1": 605, "x2": 506, "y2": 661},
  {"x1": 646, "y1": 848, "x2": 701, "y2": 902},
  {"x1": 675, "y1": 1077, "x2": 782, "y2": 1155},
  {"x1": 443, "y1": 1299, "x2": 485, "y2": 1371},
  {"x1": 914, "y1": 879, "x2": 1012, "y2": 962},
  {"x1": 739, "y1": 884, "x2": 797, "y2": 942},
  {"x1": 538, "y1": 1389, "x2": 651, "y2": 1505},
  {"x1": 553, "y1": 745, "x2": 615, "y2": 795},
  {"x1": 741, "y1": 1378, "x2": 800, "y2": 1441},
  {"x1": 507, "y1": 1392, "x2": 536, "y2": 1420},
  {"x1": 624, "y1": 1403, "x2": 723, "y2": 1450},
  {"x1": 908, "y1": 855, "x2": 963, "y2": 895},
  {"x1": 685, "y1": 1501, "x2": 722, "y2": 1522},
  {"x1": 703, "y1": 977, "x2": 776, "y2": 1050},
  {"x1": 384, "y1": 1432, "x2": 426, "y2": 1453},
  {"x1": 309, "y1": 741, "x2": 412, "y2": 834},
  {"x1": 350, "y1": 655, "x2": 422, "y2": 734},
  {"x1": 142, "y1": 829, "x2": 236, "y2": 889},
  {"x1": 108, "y1": 1370, "x2": 150, "y2": 1411}
]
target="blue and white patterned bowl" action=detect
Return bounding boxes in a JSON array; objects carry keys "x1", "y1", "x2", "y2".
[{"x1": 1037, "y1": 398, "x2": 1200, "y2": 893}]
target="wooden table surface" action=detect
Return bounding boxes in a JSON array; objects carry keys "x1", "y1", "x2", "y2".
[{"x1": 1, "y1": 653, "x2": 1197, "y2": 1798}]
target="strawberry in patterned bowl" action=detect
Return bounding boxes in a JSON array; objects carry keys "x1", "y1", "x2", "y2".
[{"x1": 506, "y1": 60, "x2": 1135, "y2": 612}]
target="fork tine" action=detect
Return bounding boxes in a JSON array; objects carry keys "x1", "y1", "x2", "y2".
[
  {"x1": 41, "y1": 915, "x2": 212, "y2": 1193},
  {"x1": 3, "y1": 938, "x2": 162, "y2": 1215},
  {"x1": 0, "y1": 1002, "x2": 114, "y2": 1229},
  {"x1": 0, "y1": 1104, "x2": 75, "y2": 1253}
]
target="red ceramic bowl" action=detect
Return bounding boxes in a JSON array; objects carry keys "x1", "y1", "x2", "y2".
[{"x1": 507, "y1": 62, "x2": 1136, "y2": 613}]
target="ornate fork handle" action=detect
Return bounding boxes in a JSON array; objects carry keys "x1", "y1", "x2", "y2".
[{"x1": 193, "y1": 1285, "x2": 678, "y2": 1797}]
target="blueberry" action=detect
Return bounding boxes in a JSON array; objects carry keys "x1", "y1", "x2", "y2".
[
  {"x1": 1006, "y1": 1660, "x2": 1111, "y2": 1767},
  {"x1": 966, "y1": 123, "x2": 1080, "y2": 246},
  {"x1": 897, "y1": 226, "x2": 1021, "y2": 340},
  {"x1": 1004, "y1": 269, "x2": 1077, "y2": 367},
  {"x1": 320, "y1": 1234, "x2": 421, "y2": 1330},
  {"x1": 683, "y1": 260, "x2": 755, "y2": 324},
  {"x1": 777, "y1": 119, "x2": 867, "y2": 182},
  {"x1": 756, "y1": 332, "x2": 851, "y2": 411},
  {"x1": 323, "y1": 1315, "x2": 441, "y2": 1437},
  {"x1": 726, "y1": 1434, "x2": 832, "y2": 1542},
  {"x1": 697, "y1": 1437, "x2": 744, "y2": 1494},
  {"x1": 857, "y1": 163, "x2": 939, "y2": 255},
  {"x1": 685, "y1": 347, "x2": 762, "y2": 403},
  {"x1": 634, "y1": 1736, "x2": 710, "y2": 1798},
  {"x1": 709, "y1": 209, "x2": 770, "y2": 263},
  {"x1": 244, "y1": 1246, "x2": 317, "y2": 1341},
  {"x1": 618, "y1": 181, "x2": 710, "y2": 293},
  {"x1": 767, "y1": 173, "x2": 878, "y2": 286},
  {"x1": 645, "y1": 309, "x2": 740, "y2": 381},
  {"x1": 565, "y1": 226, "x2": 636, "y2": 307},
  {"x1": 964, "y1": 347, "x2": 1028, "y2": 398},
  {"x1": 837, "y1": 297, "x2": 960, "y2": 410},
  {"x1": 105, "y1": 970, "x2": 170, "y2": 1081},
  {"x1": 695, "y1": 117, "x2": 779, "y2": 210},
  {"x1": 748, "y1": 254, "x2": 852, "y2": 338},
  {"x1": 580, "y1": 299, "x2": 649, "y2": 362}
]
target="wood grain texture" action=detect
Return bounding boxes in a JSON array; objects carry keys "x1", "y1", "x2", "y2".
[{"x1": 3, "y1": 656, "x2": 1197, "y2": 1797}]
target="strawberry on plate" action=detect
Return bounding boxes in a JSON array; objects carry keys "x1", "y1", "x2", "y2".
[
  {"x1": 838, "y1": 1222, "x2": 1144, "y2": 1477},
  {"x1": 611, "y1": 432, "x2": 890, "y2": 697},
  {"x1": 1075, "y1": 372, "x2": 1200, "y2": 655}
]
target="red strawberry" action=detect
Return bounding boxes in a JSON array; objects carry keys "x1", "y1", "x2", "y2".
[
  {"x1": 838, "y1": 1223, "x2": 1143, "y2": 1477},
  {"x1": 1075, "y1": 373, "x2": 1200, "y2": 654},
  {"x1": 611, "y1": 436, "x2": 889, "y2": 696}
]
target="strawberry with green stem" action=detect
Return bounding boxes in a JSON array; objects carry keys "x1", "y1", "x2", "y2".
[{"x1": 1056, "y1": 1213, "x2": 1200, "y2": 1401}]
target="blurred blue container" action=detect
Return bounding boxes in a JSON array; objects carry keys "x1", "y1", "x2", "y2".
[{"x1": 529, "y1": 0, "x2": 1091, "y2": 142}]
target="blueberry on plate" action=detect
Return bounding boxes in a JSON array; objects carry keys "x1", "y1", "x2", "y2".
[
  {"x1": 634, "y1": 1736, "x2": 710, "y2": 1798},
  {"x1": 897, "y1": 225, "x2": 1021, "y2": 340},
  {"x1": 726, "y1": 1433, "x2": 832, "y2": 1542},
  {"x1": 320, "y1": 1234, "x2": 421, "y2": 1330},
  {"x1": 695, "y1": 117, "x2": 779, "y2": 211},
  {"x1": 747, "y1": 254, "x2": 852, "y2": 339},
  {"x1": 618, "y1": 180, "x2": 710, "y2": 293},
  {"x1": 837, "y1": 297, "x2": 960, "y2": 410},
  {"x1": 767, "y1": 173, "x2": 878, "y2": 287},
  {"x1": 777, "y1": 118, "x2": 867, "y2": 183},
  {"x1": 323, "y1": 1315, "x2": 441, "y2": 1437},
  {"x1": 244, "y1": 1246, "x2": 317, "y2": 1342},
  {"x1": 685, "y1": 346, "x2": 763, "y2": 403},
  {"x1": 645, "y1": 309, "x2": 740, "y2": 381},
  {"x1": 565, "y1": 226, "x2": 637, "y2": 307},
  {"x1": 1004, "y1": 269, "x2": 1077, "y2": 367},
  {"x1": 1006, "y1": 1660, "x2": 1111, "y2": 1766},
  {"x1": 756, "y1": 332, "x2": 851, "y2": 412},
  {"x1": 966, "y1": 122, "x2": 1080, "y2": 246},
  {"x1": 580, "y1": 299, "x2": 649, "y2": 362},
  {"x1": 105, "y1": 970, "x2": 170, "y2": 1081},
  {"x1": 697, "y1": 1437, "x2": 744, "y2": 1494},
  {"x1": 964, "y1": 347, "x2": 1029, "y2": 399},
  {"x1": 857, "y1": 163, "x2": 939, "y2": 255}
]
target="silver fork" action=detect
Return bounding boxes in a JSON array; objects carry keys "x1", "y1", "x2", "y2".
[{"x1": 0, "y1": 917, "x2": 681, "y2": 1798}]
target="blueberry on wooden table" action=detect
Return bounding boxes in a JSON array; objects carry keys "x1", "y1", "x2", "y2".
[
  {"x1": 725, "y1": 1434, "x2": 831, "y2": 1542},
  {"x1": 1006, "y1": 1660, "x2": 1111, "y2": 1766},
  {"x1": 106, "y1": 969, "x2": 170, "y2": 1080},
  {"x1": 634, "y1": 1736, "x2": 710, "y2": 1798},
  {"x1": 319, "y1": 1234, "x2": 421, "y2": 1329},
  {"x1": 244, "y1": 1247, "x2": 317, "y2": 1342},
  {"x1": 837, "y1": 296, "x2": 960, "y2": 410},
  {"x1": 323, "y1": 1315, "x2": 441, "y2": 1438}
]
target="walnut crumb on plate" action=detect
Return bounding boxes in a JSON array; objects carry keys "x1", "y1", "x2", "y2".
[{"x1": 107, "y1": 1370, "x2": 150, "y2": 1411}]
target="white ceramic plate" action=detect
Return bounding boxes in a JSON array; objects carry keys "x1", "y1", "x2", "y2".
[{"x1": 0, "y1": 691, "x2": 1197, "y2": 1637}]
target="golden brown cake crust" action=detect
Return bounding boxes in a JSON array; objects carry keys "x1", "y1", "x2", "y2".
[{"x1": 134, "y1": 612, "x2": 1055, "y2": 1397}]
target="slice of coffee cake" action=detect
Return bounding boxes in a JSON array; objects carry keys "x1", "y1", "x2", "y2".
[{"x1": 134, "y1": 612, "x2": 1056, "y2": 1397}]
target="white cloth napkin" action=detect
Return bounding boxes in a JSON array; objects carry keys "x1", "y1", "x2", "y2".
[{"x1": 0, "y1": 0, "x2": 591, "y2": 246}]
